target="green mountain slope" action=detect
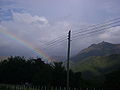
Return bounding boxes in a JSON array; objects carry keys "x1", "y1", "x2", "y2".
[
  {"x1": 71, "y1": 41, "x2": 120, "y2": 62},
  {"x1": 72, "y1": 54, "x2": 120, "y2": 78}
]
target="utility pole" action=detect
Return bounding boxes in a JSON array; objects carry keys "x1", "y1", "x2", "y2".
[{"x1": 67, "y1": 30, "x2": 71, "y2": 90}]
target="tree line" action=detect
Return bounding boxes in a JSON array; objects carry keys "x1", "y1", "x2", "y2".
[
  {"x1": 0, "y1": 56, "x2": 120, "y2": 88},
  {"x1": 0, "y1": 56, "x2": 82, "y2": 88}
]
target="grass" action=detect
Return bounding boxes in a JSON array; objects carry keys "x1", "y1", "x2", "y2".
[{"x1": 0, "y1": 84, "x2": 38, "y2": 90}]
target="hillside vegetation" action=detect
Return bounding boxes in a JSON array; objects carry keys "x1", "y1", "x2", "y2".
[
  {"x1": 71, "y1": 41, "x2": 120, "y2": 62},
  {"x1": 71, "y1": 42, "x2": 120, "y2": 78},
  {"x1": 72, "y1": 54, "x2": 120, "y2": 77}
]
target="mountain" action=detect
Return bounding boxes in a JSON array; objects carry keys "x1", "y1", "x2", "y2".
[
  {"x1": 71, "y1": 42, "x2": 120, "y2": 79},
  {"x1": 71, "y1": 41, "x2": 120, "y2": 62},
  {"x1": 72, "y1": 54, "x2": 120, "y2": 78}
]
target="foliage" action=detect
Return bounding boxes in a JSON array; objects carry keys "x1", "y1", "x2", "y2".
[
  {"x1": 0, "y1": 56, "x2": 82, "y2": 88},
  {"x1": 104, "y1": 68, "x2": 120, "y2": 88},
  {"x1": 0, "y1": 55, "x2": 120, "y2": 88},
  {"x1": 73, "y1": 54, "x2": 120, "y2": 78}
]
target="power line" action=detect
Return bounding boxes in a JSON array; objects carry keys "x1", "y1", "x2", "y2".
[
  {"x1": 72, "y1": 19, "x2": 120, "y2": 36},
  {"x1": 43, "y1": 39, "x2": 67, "y2": 49},
  {"x1": 72, "y1": 21, "x2": 120, "y2": 38},
  {"x1": 43, "y1": 19, "x2": 120, "y2": 48},
  {"x1": 44, "y1": 34, "x2": 67, "y2": 45},
  {"x1": 40, "y1": 17, "x2": 120, "y2": 49},
  {"x1": 49, "y1": 22, "x2": 119, "y2": 48},
  {"x1": 46, "y1": 17, "x2": 120, "y2": 46},
  {"x1": 72, "y1": 24, "x2": 120, "y2": 40},
  {"x1": 39, "y1": 37, "x2": 67, "y2": 49},
  {"x1": 46, "y1": 36, "x2": 66, "y2": 45},
  {"x1": 72, "y1": 17, "x2": 120, "y2": 34}
]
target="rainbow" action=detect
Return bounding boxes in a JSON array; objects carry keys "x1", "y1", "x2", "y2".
[{"x1": 0, "y1": 26, "x2": 56, "y2": 62}]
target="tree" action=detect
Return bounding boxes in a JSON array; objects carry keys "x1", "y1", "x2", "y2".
[{"x1": 51, "y1": 62, "x2": 67, "y2": 87}]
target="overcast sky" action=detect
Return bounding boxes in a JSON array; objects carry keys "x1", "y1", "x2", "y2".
[{"x1": 0, "y1": 0, "x2": 120, "y2": 61}]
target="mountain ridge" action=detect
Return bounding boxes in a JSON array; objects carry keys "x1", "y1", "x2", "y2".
[
  {"x1": 71, "y1": 41, "x2": 120, "y2": 79},
  {"x1": 71, "y1": 41, "x2": 120, "y2": 62}
]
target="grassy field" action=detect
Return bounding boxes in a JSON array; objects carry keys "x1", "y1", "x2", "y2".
[
  {"x1": 0, "y1": 84, "x2": 38, "y2": 90},
  {"x1": 0, "y1": 84, "x2": 109, "y2": 90}
]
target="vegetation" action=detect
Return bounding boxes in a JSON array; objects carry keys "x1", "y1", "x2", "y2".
[
  {"x1": 71, "y1": 41, "x2": 120, "y2": 62},
  {"x1": 0, "y1": 54, "x2": 120, "y2": 88},
  {"x1": 72, "y1": 54, "x2": 120, "y2": 78},
  {"x1": 0, "y1": 56, "x2": 82, "y2": 88}
]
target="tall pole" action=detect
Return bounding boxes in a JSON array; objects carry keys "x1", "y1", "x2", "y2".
[{"x1": 67, "y1": 30, "x2": 71, "y2": 90}]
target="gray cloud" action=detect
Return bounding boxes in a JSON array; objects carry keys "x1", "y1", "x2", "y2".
[
  {"x1": 0, "y1": 11, "x2": 92, "y2": 58},
  {"x1": 1, "y1": 10, "x2": 120, "y2": 59},
  {"x1": 0, "y1": 0, "x2": 120, "y2": 61},
  {"x1": 99, "y1": 26, "x2": 120, "y2": 43}
]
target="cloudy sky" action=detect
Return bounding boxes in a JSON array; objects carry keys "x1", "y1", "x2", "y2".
[{"x1": 0, "y1": 0, "x2": 120, "y2": 61}]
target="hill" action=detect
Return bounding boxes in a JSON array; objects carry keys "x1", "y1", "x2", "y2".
[
  {"x1": 71, "y1": 42, "x2": 120, "y2": 79},
  {"x1": 71, "y1": 41, "x2": 120, "y2": 62},
  {"x1": 72, "y1": 54, "x2": 120, "y2": 78}
]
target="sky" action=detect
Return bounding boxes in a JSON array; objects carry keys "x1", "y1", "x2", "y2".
[{"x1": 0, "y1": 0, "x2": 120, "y2": 61}]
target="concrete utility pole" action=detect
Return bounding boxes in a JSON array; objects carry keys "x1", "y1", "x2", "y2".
[{"x1": 67, "y1": 30, "x2": 71, "y2": 90}]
